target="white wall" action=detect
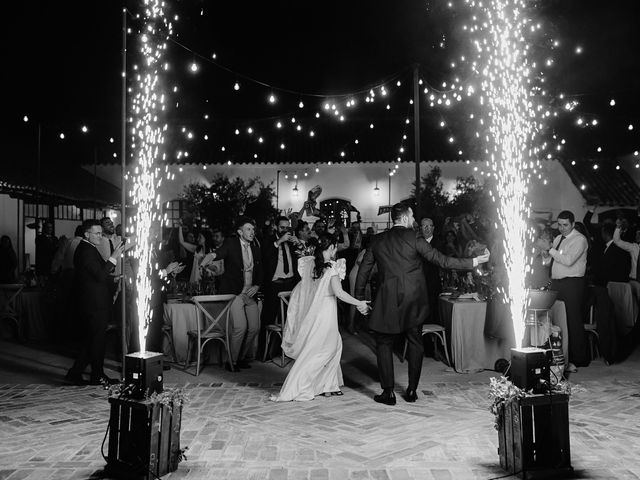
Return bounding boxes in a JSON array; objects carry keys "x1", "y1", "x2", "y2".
[
  {"x1": 90, "y1": 159, "x2": 591, "y2": 225},
  {"x1": 0, "y1": 194, "x2": 21, "y2": 267}
]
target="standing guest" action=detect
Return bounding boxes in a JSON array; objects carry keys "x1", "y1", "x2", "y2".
[
  {"x1": 0, "y1": 235, "x2": 18, "y2": 283},
  {"x1": 418, "y1": 218, "x2": 442, "y2": 325},
  {"x1": 592, "y1": 223, "x2": 630, "y2": 286},
  {"x1": 443, "y1": 230, "x2": 463, "y2": 258},
  {"x1": 35, "y1": 220, "x2": 58, "y2": 278},
  {"x1": 613, "y1": 224, "x2": 640, "y2": 302},
  {"x1": 65, "y1": 219, "x2": 124, "y2": 385},
  {"x1": 178, "y1": 226, "x2": 210, "y2": 287},
  {"x1": 203, "y1": 216, "x2": 263, "y2": 372},
  {"x1": 294, "y1": 220, "x2": 311, "y2": 247},
  {"x1": 50, "y1": 236, "x2": 69, "y2": 277},
  {"x1": 310, "y1": 219, "x2": 327, "y2": 239},
  {"x1": 540, "y1": 210, "x2": 589, "y2": 373},
  {"x1": 261, "y1": 216, "x2": 299, "y2": 341},
  {"x1": 355, "y1": 203, "x2": 489, "y2": 405}
]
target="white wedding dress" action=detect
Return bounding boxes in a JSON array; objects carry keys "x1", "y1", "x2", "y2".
[{"x1": 270, "y1": 256, "x2": 346, "y2": 402}]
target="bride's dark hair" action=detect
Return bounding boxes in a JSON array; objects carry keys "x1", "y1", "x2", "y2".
[{"x1": 313, "y1": 233, "x2": 337, "y2": 279}]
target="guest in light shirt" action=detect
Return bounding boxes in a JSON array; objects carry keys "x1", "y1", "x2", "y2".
[{"x1": 539, "y1": 210, "x2": 589, "y2": 372}]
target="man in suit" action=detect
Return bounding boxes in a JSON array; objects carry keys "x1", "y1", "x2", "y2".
[
  {"x1": 207, "y1": 216, "x2": 264, "y2": 372},
  {"x1": 355, "y1": 203, "x2": 489, "y2": 405},
  {"x1": 593, "y1": 222, "x2": 630, "y2": 286},
  {"x1": 260, "y1": 216, "x2": 299, "y2": 333},
  {"x1": 65, "y1": 219, "x2": 125, "y2": 385}
]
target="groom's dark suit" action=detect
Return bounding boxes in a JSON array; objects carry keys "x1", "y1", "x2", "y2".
[{"x1": 355, "y1": 226, "x2": 473, "y2": 392}]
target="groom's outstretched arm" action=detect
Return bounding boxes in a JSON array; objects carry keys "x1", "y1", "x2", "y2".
[{"x1": 354, "y1": 248, "x2": 375, "y2": 300}]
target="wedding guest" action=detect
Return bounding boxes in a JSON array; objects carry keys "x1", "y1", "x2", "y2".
[
  {"x1": 0, "y1": 235, "x2": 18, "y2": 283},
  {"x1": 35, "y1": 220, "x2": 58, "y2": 278},
  {"x1": 294, "y1": 220, "x2": 311, "y2": 246},
  {"x1": 204, "y1": 216, "x2": 263, "y2": 371},
  {"x1": 443, "y1": 230, "x2": 463, "y2": 258},
  {"x1": 65, "y1": 219, "x2": 124, "y2": 385},
  {"x1": 613, "y1": 224, "x2": 640, "y2": 302},
  {"x1": 310, "y1": 219, "x2": 326, "y2": 239},
  {"x1": 178, "y1": 226, "x2": 211, "y2": 287},
  {"x1": 529, "y1": 227, "x2": 553, "y2": 288},
  {"x1": 50, "y1": 235, "x2": 69, "y2": 277},
  {"x1": 261, "y1": 216, "x2": 299, "y2": 340},
  {"x1": 591, "y1": 223, "x2": 630, "y2": 286},
  {"x1": 540, "y1": 210, "x2": 589, "y2": 373},
  {"x1": 419, "y1": 218, "x2": 442, "y2": 324}
]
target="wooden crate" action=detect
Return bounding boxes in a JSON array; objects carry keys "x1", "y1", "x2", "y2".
[
  {"x1": 106, "y1": 396, "x2": 182, "y2": 479},
  {"x1": 497, "y1": 393, "x2": 573, "y2": 479}
]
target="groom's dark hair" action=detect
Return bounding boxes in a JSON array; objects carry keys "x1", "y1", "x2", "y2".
[{"x1": 391, "y1": 203, "x2": 410, "y2": 223}]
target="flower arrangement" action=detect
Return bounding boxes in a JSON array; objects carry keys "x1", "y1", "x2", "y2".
[
  {"x1": 488, "y1": 376, "x2": 584, "y2": 430},
  {"x1": 108, "y1": 385, "x2": 189, "y2": 414}
]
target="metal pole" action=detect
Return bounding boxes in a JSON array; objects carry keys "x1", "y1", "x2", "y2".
[
  {"x1": 276, "y1": 169, "x2": 280, "y2": 212},
  {"x1": 388, "y1": 170, "x2": 391, "y2": 229},
  {"x1": 120, "y1": 5, "x2": 128, "y2": 375},
  {"x1": 413, "y1": 64, "x2": 421, "y2": 220}
]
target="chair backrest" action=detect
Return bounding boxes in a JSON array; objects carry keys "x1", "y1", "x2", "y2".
[
  {"x1": 277, "y1": 291, "x2": 291, "y2": 327},
  {"x1": 192, "y1": 294, "x2": 236, "y2": 335}
]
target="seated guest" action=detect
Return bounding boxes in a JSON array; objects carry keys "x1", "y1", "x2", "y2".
[
  {"x1": 261, "y1": 216, "x2": 300, "y2": 340},
  {"x1": 592, "y1": 223, "x2": 630, "y2": 286},
  {"x1": 204, "y1": 216, "x2": 263, "y2": 372}
]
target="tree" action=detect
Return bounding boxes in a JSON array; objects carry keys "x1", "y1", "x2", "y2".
[
  {"x1": 413, "y1": 166, "x2": 450, "y2": 224},
  {"x1": 181, "y1": 174, "x2": 278, "y2": 234}
]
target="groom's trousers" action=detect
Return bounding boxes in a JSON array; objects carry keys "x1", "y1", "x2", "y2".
[{"x1": 375, "y1": 325, "x2": 424, "y2": 390}]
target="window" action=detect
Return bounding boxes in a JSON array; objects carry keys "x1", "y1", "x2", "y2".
[
  {"x1": 54, "y1": 205, "x2": 82, "y2": 221},
  {"x1": 164, "y1": 200, "x2": 183, "y2": 227}
]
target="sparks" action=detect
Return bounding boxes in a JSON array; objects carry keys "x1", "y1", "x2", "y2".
[
  {"x1": 467, "y1": 0, "x2": 537, "y2": 347},
  {"x1": 130, "y1": 0, "x2": 171, "y2": 352}
]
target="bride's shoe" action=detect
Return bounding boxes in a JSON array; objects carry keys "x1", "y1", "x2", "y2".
[{"x1": 323, "y1": 390, "x2": 343, "y2": 397}]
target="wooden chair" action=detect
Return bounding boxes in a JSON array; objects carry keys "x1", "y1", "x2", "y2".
[
  {"x1": 584, "y1": 304, "x2": 599, "y2": 360},
  {"x1": 161, "y1": 324, "x2": 177, "y2": 362},
  {"x1": 185, "y1": 294, "x2": 235, "y2": 376},
  {"x1": 402, "y1": 324, "x2": 451, "y2": 367},
  {"x1": 0, "y1": 284, "x2": 25, "y2": 340},
  {"x1": 262, "y1": 291, "x2": 291, "y2": 367}
]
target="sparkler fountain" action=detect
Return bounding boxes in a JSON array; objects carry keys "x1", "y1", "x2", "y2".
[
  {"x1": 465, "y1": 0, "x2": 540, "y2": 347},
  {"x1": 130, "y1": 0, "x2": 172, "y2": 354}
]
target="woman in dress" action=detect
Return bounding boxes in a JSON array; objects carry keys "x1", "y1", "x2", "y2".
[
  {"x1": 178, "y1": 227, "x2": 210, "y2": 287},
  {"x1": 271, "y1": 234, "x2": 369, "y2": 402}
]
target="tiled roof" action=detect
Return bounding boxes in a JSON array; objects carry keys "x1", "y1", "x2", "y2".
[
  {"x1": 0, "y1": 164, "x2": 121, "y2": 207},
  {"x1": 561, "y1": 159, "x2": 640, "y2": 206}
]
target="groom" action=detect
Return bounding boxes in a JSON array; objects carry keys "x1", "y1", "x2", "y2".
[{"x1": 355, "y1": 203, "x2": 490, "y2": 405}]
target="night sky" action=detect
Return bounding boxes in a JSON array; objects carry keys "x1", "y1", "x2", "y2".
[{"x1": 4, "y1": 0, "x2": 640, "y2": 173}]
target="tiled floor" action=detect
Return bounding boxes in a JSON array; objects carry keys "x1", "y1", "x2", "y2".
[{"x1": 1, "y1": 330, "x2": 639, "y2": 479}]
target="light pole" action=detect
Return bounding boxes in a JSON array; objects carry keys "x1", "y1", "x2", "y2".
[
  {"x1": 388, "y1": 169, "x2": 393, "y2": 228},
  {"x1": 276, "y1": 169, "x2": 281, "y2": 212}
]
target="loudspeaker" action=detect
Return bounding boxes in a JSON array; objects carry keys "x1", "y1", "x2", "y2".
[
  {"x1": 124, "y1": 351, "x2": 164, "y2": 399},
  {"x1": 510, "y1": 347, "x2": 551, "y2": 392}
]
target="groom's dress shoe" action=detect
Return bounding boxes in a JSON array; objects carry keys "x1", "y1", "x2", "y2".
[
  {"x1": 404, "y1": 388, "x2": 418, "y2": 403},
  {"x1": 374, "y1": 390, "x2": 396, "y2": 406}
]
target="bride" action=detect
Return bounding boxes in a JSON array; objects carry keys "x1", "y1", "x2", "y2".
[{"x1": 270, "y1": 234, "x2": 370, "y2": 402}]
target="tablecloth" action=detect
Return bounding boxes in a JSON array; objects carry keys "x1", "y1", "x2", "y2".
[
  {"x1": 607, "y1": 281, "x2": 638, "y2": 333},
  {"x1": 164, "y1": 302, "x2": 198, "y2": 363},
  {"x1": 439, "y1": 297, "x2": 512, "y2": 373}
]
